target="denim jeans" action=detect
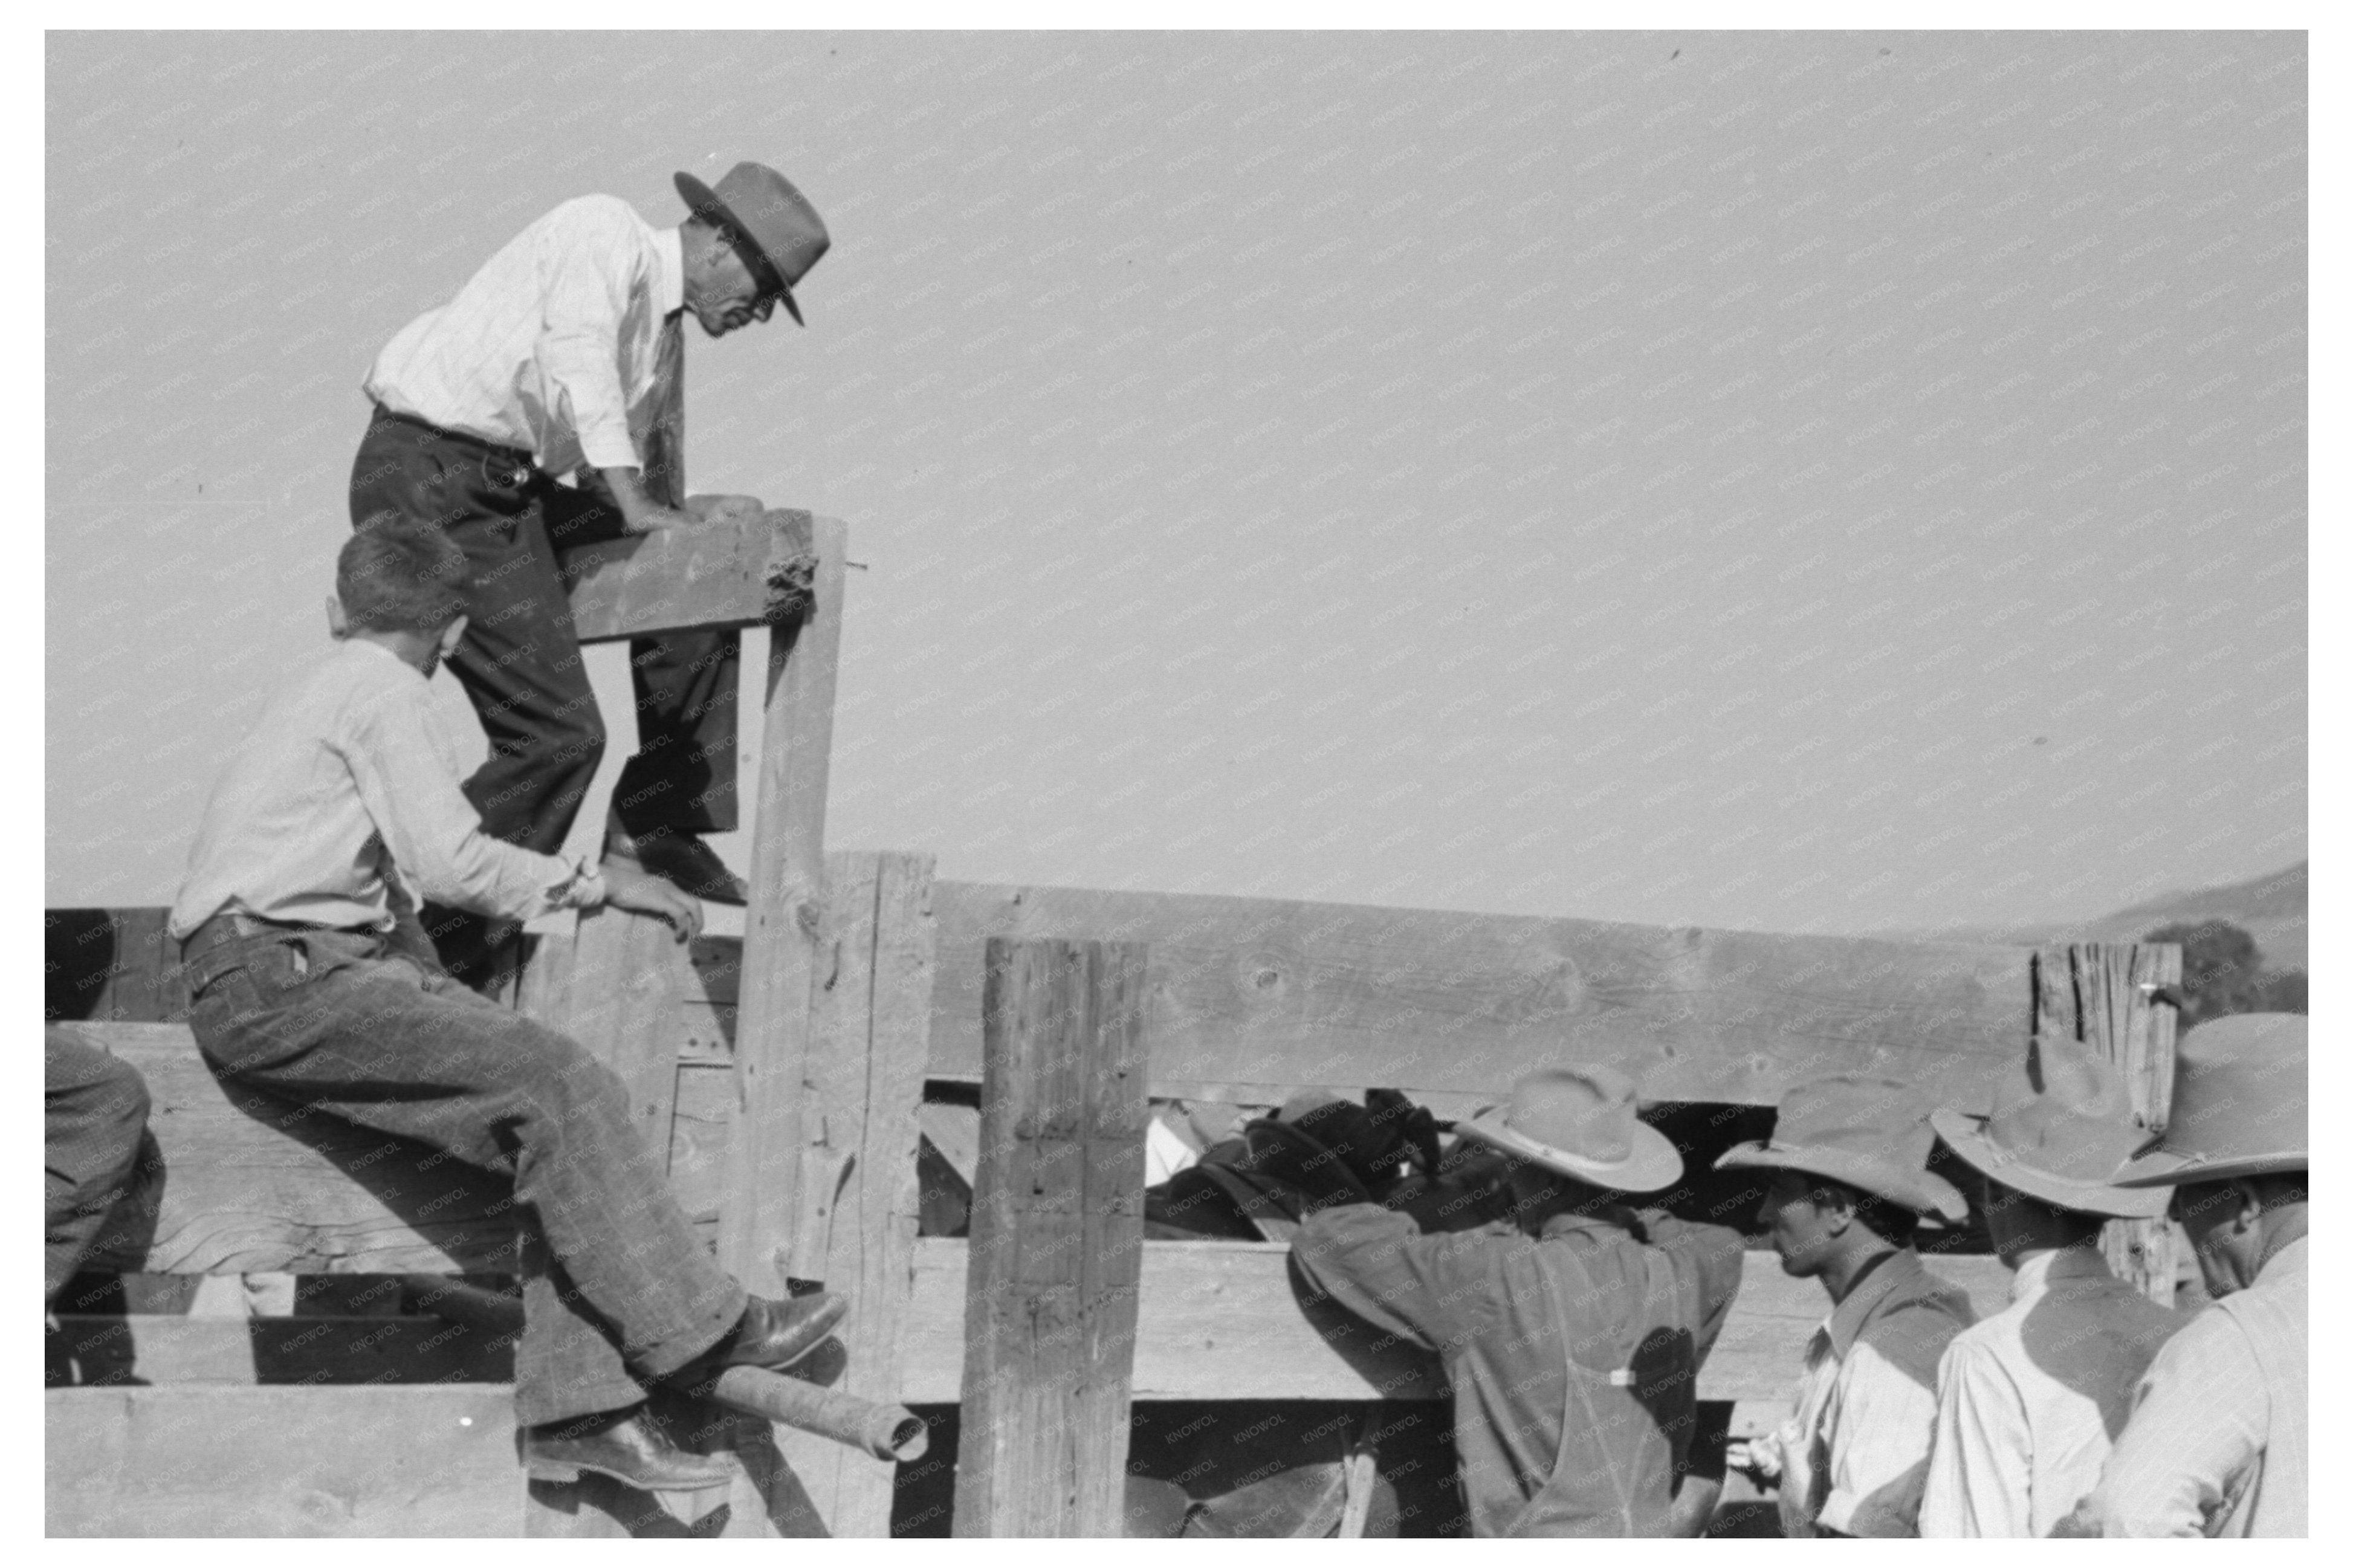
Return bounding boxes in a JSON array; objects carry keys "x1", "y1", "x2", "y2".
[{"x1": 183, "y1": 920, "x2": 745, "y2": 1425}]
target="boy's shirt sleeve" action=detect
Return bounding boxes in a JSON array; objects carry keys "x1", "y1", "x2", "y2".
[{"x1": 337, "y1": 673, "x2": 589, "y2": 922}]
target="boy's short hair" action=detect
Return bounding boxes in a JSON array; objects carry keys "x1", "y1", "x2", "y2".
[
  {"x1": 1811, "y1": 1175, "x2": 1921, "y2": 1248},
  {"x1": 338, "y1": 521, "x2": 469, "y2": 633}
]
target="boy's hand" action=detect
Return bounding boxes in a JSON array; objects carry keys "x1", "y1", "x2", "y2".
[{"x1": 600, "y1": 859, "x2": 705, "y2": 942}]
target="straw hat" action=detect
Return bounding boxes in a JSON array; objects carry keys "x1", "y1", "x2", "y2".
[
  {"x1": 2109, "y1": 1013, "x2": 2308, "y2": 1188},
  {"x1": 1931, "y1": 1036, "x2": 2169, "y2": 1220},
  {"x1": 1451, "y1": 1067, "x2": 1682, "y2": 1193},
  {"x1": 1716, "y1": 1074, "x2": 1967, "y2": 1223}
]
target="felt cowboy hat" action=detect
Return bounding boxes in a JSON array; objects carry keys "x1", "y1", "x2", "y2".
[
  {"x1": 2109, "y1": 1013, "x2": 2308, "y2": 1188},
  {"x1": 1715, "y1": 1074, "x2": 1968, "y2": 1223},
  {"x1": 1930, "y1": 1036, "x2": 2169, "y2": 1220},
  {"x1": 1451, "y1": 1066, "x2": 1683, "y2": 1193},
  {"x1": 1237, "y1": 1090, "x2": 1406, "y2": 1202},
  {"x1": 673, "y1": 161, "x2": 830, "y2": 326}
]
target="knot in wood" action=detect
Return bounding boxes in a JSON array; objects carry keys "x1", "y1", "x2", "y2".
[{"x1": 763, "y1": 551, "x2": 818, "y2": 625}]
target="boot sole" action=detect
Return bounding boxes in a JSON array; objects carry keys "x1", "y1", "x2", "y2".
[{"x1": 526, "y1": 1453, "x2": 734, "y2": 1491}]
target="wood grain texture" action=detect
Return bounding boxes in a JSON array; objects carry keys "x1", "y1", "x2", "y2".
[
  {"x1": 2035, "y1": 942, "x2": 2184, "y2": 1304},
  {"x1": 925, "y1": 883, "x2": 2033, "y2": 1109},
  {"x1": 718, "y1": 515, "x2": 847, "y2": 1297},
  {"x1": 66, "y1": 1022, "x2": 520, "y2": 1275},
  {"x1": 558, "y1": 508, "x2": 817, "y2": 643},
  {"x1": 954, "y1": 940, "x2": 1151, "y2": 1538},
  {"x1": 780, "y1": 851, "x2": 939, "y2": 1537},
  {"x1": 901, "y1": 1237, "x2": 2012, "y2": 1406},
  {"x1": 522, "y1": 906, "x2": 688, "y2": 1167},
  {"x1": 46, "y1": 1385, "x2": 521, "y2": 1536}
]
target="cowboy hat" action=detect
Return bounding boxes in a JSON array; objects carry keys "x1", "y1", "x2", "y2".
[
  {"x1": 1716, "y1": 1074, "x2": 1968, "y2": 1223},
  {"x1": 673, "y1": 161, "x2": 830, "y2": 326},
  {"x1": 2109, "y1": 1013, "x2": 2307, "y2": 1188},
  {"x1": 1931, "y1": 1036, "x2": 2169, "y2": 1220},
  {"x1": 1451, "y1": 1067, "x2": 1683, "y2": 1193}
]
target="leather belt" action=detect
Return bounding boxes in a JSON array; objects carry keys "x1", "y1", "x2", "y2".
[{"x1": 367, "y1": 404, "x2": 534, "y2": 471}]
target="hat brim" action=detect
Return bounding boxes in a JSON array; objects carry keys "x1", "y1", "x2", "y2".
[
  {"x1": 1928, "y1": 1109, "x2": 2170, "y2": 1220},
  {"x1": 1241, "y1": 1118, "x2": 1379, "y2": 1205},
  {"x1": 2108, "y1": 1148, "x2": 2308, "y2": 1190},
  {"x1": 1714, "y1": 1139, "x2": 1969, "y2": 1223},
  {"x1": 1452, "y1": 1112, "x2": 1682, "y2": 1193},
  {"x1": 675, "y1": 172, "x2": 804, "y2": 326}
]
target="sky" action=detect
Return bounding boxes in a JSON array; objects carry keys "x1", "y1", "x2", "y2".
[{"x1": 44, "y1": 29, "x2": 2306, "y2": 936}]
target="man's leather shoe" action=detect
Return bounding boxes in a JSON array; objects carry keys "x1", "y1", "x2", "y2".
[
  {"x1": 607, "y1": 828, "x2": 751, "y2": 906},
  {"x1": 525, "y1": 1404, "x2": 733, "y2": 1491},
  {"x1": 682, "y1": 1292, "x2": 848, "y2": 1380}
]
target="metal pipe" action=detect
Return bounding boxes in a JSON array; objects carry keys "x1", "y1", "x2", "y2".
[{"x1": 708, "y1": 1365, "x2": 930, "y2": 1463}]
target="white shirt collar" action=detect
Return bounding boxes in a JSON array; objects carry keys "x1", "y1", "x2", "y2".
[
  {"x1": 656, "y1": 226, "x2": 685, "y2": 316},
  {"x1": 2008, "y1": 1242, "x2": 2109, "y2": 1303}
]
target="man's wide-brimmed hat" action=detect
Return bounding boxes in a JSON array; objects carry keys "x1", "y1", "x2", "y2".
[
  {"x1": 1716, "y1": 1074, "x2": 1968, "y2": 1223},
  {"x1": 674, "y1": 161, "x2": 830, "y2": 326},
  {"x1": 2110, "y1": 1013, "x2": 2308, "y2": 1189},
  {"x1": 1931, "y1": 1036, "x2": 2169, "y2": 1220},
  {"x1": 1452, "y1": 1067, "x2": 1682, "y2": 1193}
]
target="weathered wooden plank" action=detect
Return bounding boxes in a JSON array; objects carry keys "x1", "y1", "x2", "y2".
[
  {"x1": 47, "y1": 1314, "x2": 516, "y2": 1386},
  {"x1": 900, "y1": 1238, "x2": 2013, "y2": 1406},
  {"x1": 46, "y1": 1385, "x2": 521, "y2": 1535},
  {"x1": 719, "y1": 516, "x2": 848, "y2": 1298},
  {"x1": 2035, "y1": 942, "x2": 2183, "y2": 1304},
  {"x1": 559, "y1": 508, "x2": 817, "y2": 643},
  {"x1": 67, "y1": 1022, "x2": 519, "y2": 1275},
  {"x1": 954, "y1": 939, "x2": 1150, "y2": 1538},
  {"x1": 522, "y1": 905, "x2": 688, "y2": 1162},
  {"x1": 782, "y1": 851, "x2": 939, "y2": 1537},
  {"x1": 923, "y1": 884, "x2": 2032, "y2": 1109}
]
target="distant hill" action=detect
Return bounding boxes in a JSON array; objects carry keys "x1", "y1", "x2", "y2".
[{"x1": 1889, "y1": 860, "x2": 2306, "y2": 972}]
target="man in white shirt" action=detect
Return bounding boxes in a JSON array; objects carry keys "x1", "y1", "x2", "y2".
[
  {"x1": 172, "y1": 521, "x2": 846, "y2": 1492},
  {"x1": 2065, "y1": 1014, "x2": 2307, "y2": 1538},
  {"x1": 1920, "y1": 1036, "x2": 2185, "y2": 1536},
  {"x1": 1715, "y1": 1075, "x2": 1977, "y2": 1537},
  {"x1": 351, "y1": 161, "x2": 829, "y2": 983}
]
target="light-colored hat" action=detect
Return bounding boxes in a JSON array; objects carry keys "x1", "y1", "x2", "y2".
[
  {"x1": 2110, "y1": 1014, "x2": 2308, "y2": 1188},
  {"x1": 1931, "y1": 1036, "x2": 2170, "y2": 1220},
  {"x1": 1451, "y1": 1067, "x2": 1682, "y2": 1193},
  {"x1": 1716, "y1": 1074, "x2": 1968, "y2": 1223}
]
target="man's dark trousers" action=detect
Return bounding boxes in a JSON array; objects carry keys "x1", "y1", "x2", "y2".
[
  {"x1": 45, "y1": 1028, "x2": 155, "y2": 1305},
  {"x1": 349, "y1": 408, "x2": 738, "y2": 980},
  {"x1": 182, "y1": 918, "x2": 746, "y2": 1426}
]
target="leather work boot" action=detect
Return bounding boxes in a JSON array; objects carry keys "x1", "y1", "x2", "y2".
[
  {"x1": 676, "y1": 1291, "x2": 849, "y2": 1384},
  {"x1": 606, "y1": 826, "x2": 751, "y2": 906},
  {"x1": 524, "y1": 1404, "x2": 733, "y2": 1491}
]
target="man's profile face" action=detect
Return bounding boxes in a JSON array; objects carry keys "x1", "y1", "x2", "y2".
[
  {"x1": 688, "y1": 241, "x2": 775, "y2": 339},
  {"x1": 1759, "y1": 1170, "x2": 1839, "y2": 1278},
  {"x1": 2170, "y1": 1179, "x2": 2253, "y2": 1298}
]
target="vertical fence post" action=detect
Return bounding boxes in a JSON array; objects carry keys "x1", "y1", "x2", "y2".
[
  {"x1": 2033, "y1": 942, "x2": 2183, "y2": 1305},
  {"x1": 953, "y1": 939, "x2": 1150, "y2": 1538}
]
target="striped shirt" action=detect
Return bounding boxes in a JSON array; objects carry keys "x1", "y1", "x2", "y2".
[
  {"x1": 2078, "y1": 1234, "x2": 2307, "y2": 1537},
  {"x1": 1767, "y1": 1248, "x2": 1977, "y2": 1537},
  {"x1": 364, "y1": 195, "x2": 684, "y2": 476},
  {"x1": 1919, "y1": 1245, "x2": 2185, "y2": 1537}
]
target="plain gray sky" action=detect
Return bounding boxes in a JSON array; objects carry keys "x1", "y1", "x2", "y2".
[{"x1": 45, "y1": 30, "x2": 2305, "y2": 935}]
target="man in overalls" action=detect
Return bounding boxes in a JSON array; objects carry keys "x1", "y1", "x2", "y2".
[{"x1": 1290, "y1": 1067, "x2": 1746, "y2": 1536}]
